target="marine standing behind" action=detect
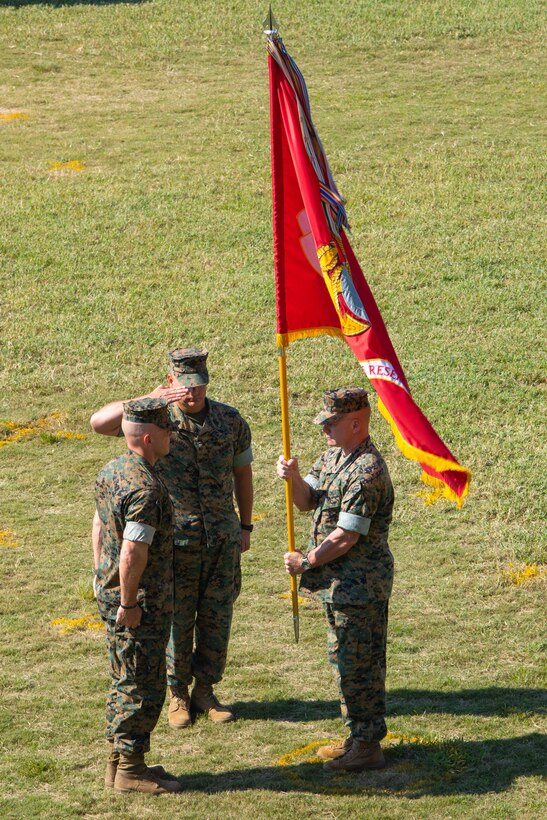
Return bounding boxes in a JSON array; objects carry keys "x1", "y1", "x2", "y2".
[
  {"x1": 94, "y1": 398, "x2": 181, "y2": 794},
  {"x1": 91, "y1": 348, "x2": 253, "y2": 728},
  {"x1": 276, "y1": 387, "x2": 394, "y2": 772}
]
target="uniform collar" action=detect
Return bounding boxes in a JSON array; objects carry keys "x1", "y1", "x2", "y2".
[
  {"x1": 347, "y1": 435, "x2": 371, "y2": 457},
  {"x1": 170, "y1": 399, "x2": 213, "y2": 433},
  {"x1": 127, "y1": 450, "x2": 157, "y2": 473},
  {"x1": 333, "y1": 435, "x2": 372, "y2": 465}
]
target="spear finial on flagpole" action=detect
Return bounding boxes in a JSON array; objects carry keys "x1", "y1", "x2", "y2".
[{"x1": 263, "y1": 5, "x2": 279, "y2": 38}]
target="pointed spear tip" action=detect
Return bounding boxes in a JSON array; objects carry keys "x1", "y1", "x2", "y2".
[
  {"x1": 263, "y1": 5, "x2": 279, "y2": 37},
  {"x1": 293, "y1": 615, "x2": 299, "y2": 644}
]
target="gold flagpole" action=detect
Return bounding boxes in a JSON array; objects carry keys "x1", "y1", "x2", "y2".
[
  {"x1": 268, "y1": 7, "x2": 298, "y2": 641},
  {"x1": 278, "y1": 345, "x2": 299, "y2": 643}
]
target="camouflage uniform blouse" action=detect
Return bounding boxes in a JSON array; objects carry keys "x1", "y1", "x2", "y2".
[
  {"x1": 299, "y1": 437, "x2": 394, "y2": 605},
  {"x1": 156, "y1": 399, "x2": 253, "y2": 544},
  {"x1": 95, "y1": 451, "x2": 174, "y2": 625}
]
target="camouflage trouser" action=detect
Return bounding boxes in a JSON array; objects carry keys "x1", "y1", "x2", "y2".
[
  {"x1": 166, "y1": 526, "x2": 241, "y2": 688},
  {"x1": 105, "y1": 622, "x2": 170, "y2": 754},
  {"x1": 325, "y1": 600, "x2": 389, "y2": 742}
]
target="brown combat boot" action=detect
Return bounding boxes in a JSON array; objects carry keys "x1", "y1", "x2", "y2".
[
  {"x1": 105, "y1": 745, "x2": 170, "y2": 788},
  {"x1": 323, "y1": 739, "x2": 386, "y2": 772},
  {"x1": 316, "y1": 736, "x2": 353, "y2": 760},
  {"x1": 190, "y1": 682, "x2": 235, "y2": 723},
  {"x1": 113, "y1": 752, "x2": 183, "y2": 794},
  {"x1": 168, "y1": 685, "x2": 192, "y2": 729}
]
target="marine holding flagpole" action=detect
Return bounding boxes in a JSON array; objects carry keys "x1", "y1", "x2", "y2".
[
  {"x1": 277, "y1": 387, "x2": 394, "y2": 773},
  {"x1": 266, "y1": 7, "x2": 469, "y2": 770}
]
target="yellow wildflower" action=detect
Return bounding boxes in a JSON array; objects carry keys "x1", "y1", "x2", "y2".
[
  {"x1": 0, "y1": 529, "x2": 18, "y2": 548},
  {"x1": 0, "y1": 427, "x2": 35, "y2": 447},
  {"x1": 48, "y1": 160, "x2": 85, "y2": 173},
  {"x1": 0, "y1": 111, "x2": 29, "y2": 121},
  {"x1": 51, "y1": 614, "x2": 103, "y2": 635},
  {"x1": 1, "y1": 421, "x2": 21, "y2": 430},
  {"x1": 0, "y1": 413, "x2": 83, "y2": 448},
  {"x1": 503, "y1": 562, "x2": 544, "y2": 586}
]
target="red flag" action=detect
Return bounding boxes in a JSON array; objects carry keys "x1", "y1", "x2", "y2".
[{"x1": 268, "y1": 32, "x2": 471, "y2": 507}]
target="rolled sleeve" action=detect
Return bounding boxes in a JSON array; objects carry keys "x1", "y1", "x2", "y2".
[
  {"x1": 123, "y1": 521, "x2": 156, "y2": 544},
  {"x1": 340, "y1": 471, "x2": 381, "y2": 535},
  {"x1": 233, "y1": 445, "x2": 253, "y2": 468},
  {"x1": 337, "y1": 511, "x2": 371, "y2": 535},
  {"x1": 304, "y1": 474, "x2": 320, "y2": 490},
  {"x1": 123, "y1": 488, "x2": 161, "y2": 543}
]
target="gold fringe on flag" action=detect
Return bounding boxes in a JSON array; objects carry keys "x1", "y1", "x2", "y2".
[{"x1": 377, "y1": 399, "x2": 471, "y2": 508}]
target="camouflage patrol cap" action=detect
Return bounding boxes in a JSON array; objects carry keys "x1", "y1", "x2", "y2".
[
  {"x1": 313, "y1": 387, "x2": 370, "y2": 425},
  {"x1": 169, "y1": 347, "x2": 209, "y2": 387},
  {"x1": 122, "y1": 398, "x2": 175, "y2": 430}
]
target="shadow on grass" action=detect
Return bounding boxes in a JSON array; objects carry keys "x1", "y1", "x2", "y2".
[
  {"x1": 388, "y1": 687, "x2": 547, "y2": 717},
  {"x1": 170, "y1": 733, "x2": 546, "y2": 798},
  {"x1": 234, "y1": 687, "x2": 546, "y2": 721},
  {"x1": 233, "y1": 698, "x2": 341, "y2": 721}
]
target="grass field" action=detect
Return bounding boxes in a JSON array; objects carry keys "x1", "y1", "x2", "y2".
[{"x1": 0, "y1": 1, "x2": 545, "y2": 817}]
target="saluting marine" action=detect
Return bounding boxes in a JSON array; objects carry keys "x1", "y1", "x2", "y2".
[{"x1": 91, "y1": 348, "x2": 253, "y2": 729}]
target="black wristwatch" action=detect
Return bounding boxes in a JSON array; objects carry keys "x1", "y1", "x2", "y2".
[
  {"x1": 300, "y1": 555, "x2": 312, "y2": 572},
  {"x1": 119, "y1": 602, "x2": 140, "y2": 610},
  {"x1": 240, "y1": 523, "x2": 254, "y2": 532}
]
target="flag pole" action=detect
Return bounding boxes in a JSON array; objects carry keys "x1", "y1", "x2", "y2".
[
  {"x1": 278, "y1": 345, "x2": 299, "y2": 643},
  {"x1": 266, "y1": 7, "x2": 299, "y2": 641}
]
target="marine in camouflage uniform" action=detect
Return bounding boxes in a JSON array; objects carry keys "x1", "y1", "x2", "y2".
[
  {"x1": 160, "y1": 348, "x2": 253, "y2": 724},
  {"x1": 277, "y1": 388, "x2": 394, "y2": 772},
  {"x1": 89, "y1": 348, "x2": 254, "y2": 727},
  {"x1": 94, "y1": 398, "x2": 181, "y2": 793}
]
